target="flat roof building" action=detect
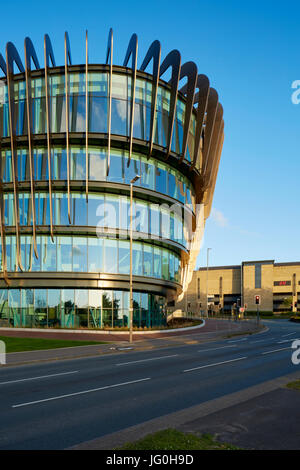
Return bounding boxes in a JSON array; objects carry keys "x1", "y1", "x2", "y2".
[{"x1": 176, "y1": 260, "x2": 300, "y2": 314}]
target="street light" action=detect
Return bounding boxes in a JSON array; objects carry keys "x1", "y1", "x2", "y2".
[
  {"x1": 129, "y1": 174, "x2": 140, "y2": 343},
  {"x1": 206, "y1": 248, "x2": 212, "y2": 318}
]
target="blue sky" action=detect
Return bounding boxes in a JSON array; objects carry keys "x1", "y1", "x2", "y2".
[{"x1": 1, "y1": 0, "x2": 299, "y2": 268}]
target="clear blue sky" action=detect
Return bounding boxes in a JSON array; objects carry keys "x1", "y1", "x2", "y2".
[{"x1": 2, "y1": 0, "x2": 299, "y2": 268}]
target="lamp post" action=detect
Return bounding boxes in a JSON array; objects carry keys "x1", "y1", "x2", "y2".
[
  {"x1": 206, "y1": 248, "x2": 211, "y2": 318},
  {"x1": 129, "y1": 175, "x2": 140, "y2": 343}
]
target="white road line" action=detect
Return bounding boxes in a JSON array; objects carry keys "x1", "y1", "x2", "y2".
[
  {"x1": 183, "y1": 357, "x2": 247, "y2": 373},
  {"x1": 116, "y1": 355, "x2": 178, "y2": 366},
  {"x1": 282, "y1": 332, "x2": 297, "y2": 337},
  {"x1": 249, "y1": 338, "x2": 275, "y2": 344},
  {"x1": 262, "y1": 347, "x2": 291, "y2": 355},
  {"x1": 197, "y1": 345, "x2": 236, "y2": 353},
  {"x1": 278, "y1": 338, "x2": 299, "y2": 344},
  {"x1": 228, "y1": 338, "x2": 248, "y2": 343},
  {"x1": 0, "y1": 371, "x2": 79, "y2": 386},
  {"x1": 12, "y1": 377, "x2": 151, "y2": 408}
]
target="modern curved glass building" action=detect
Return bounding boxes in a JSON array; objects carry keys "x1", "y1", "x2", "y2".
[{"x1": 0, "y1": 30, "x2": 224, "y2": 329}]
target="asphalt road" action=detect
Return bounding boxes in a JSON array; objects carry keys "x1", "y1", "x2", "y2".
[{"x1": 0, "y1": 319, "x2": 299, "y2": 449}]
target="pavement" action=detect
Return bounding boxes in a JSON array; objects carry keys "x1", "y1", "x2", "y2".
[
  {"x1": 0, "y1": 319, "x2": 299, "y2": 450},
  {"x1": 1, "y1": 318, "x2": 258, "y2": 366}
]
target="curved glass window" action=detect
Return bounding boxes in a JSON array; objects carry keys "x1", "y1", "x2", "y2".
[
  {"x1": 3, "y1": 235, "x2": 181, "y2": 283},
  {"x1": 4, "y1": 191, "x2": 188, "y2": 247},
  {"x1": 1, "y1": 146, "x2": 196, "y2": 209},
  {"x1": 0, "y1": 288, "x2": 166, "y2": 329},
  {"x1": 0, "y1": 71, "x2": 197, "y2": 163}
]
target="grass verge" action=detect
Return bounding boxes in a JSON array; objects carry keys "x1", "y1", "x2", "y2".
[
  {"x1": 0, "y1": 335, "x2": 106, "y2": 353},
  {"x1": 286, "y1": 380, "x2": 300, "y2": 391},
  {"x1": 117, "y1": 429, "x2": 240, "y2": 450}
]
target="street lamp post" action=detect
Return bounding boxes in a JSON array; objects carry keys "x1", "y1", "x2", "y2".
[
  {"x1": 129, "y1": 175, "x2": 140, "y2": 343},
  {"x1": 206, "y1": 248, "x2": 212, "y2": 318}
]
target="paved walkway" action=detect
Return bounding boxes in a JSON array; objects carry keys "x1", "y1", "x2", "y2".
[
  {"x1": 1, "y1": 319, "x2": 260, "y2": 366},
  {"x1": 71, "y1": 370, "x2": 300, "y2": 450}
]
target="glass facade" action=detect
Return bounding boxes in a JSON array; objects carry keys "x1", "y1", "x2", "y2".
[
  {"x1": 0, "y1": 70, "x2": 199, "y2": 330},
  {"x1": 1, "y1": 146, "x2": 195, "y2": 208},
  {"x1": 3, "y1": 191, "x2": 190, "y2": 247},
  {"x1": 0, "y1": 288, "x2": 166, "y2": 328},
  {"x1": 0, "y1": 72, "x2": 197, "y2": 164},
  {"x1": 3, "y1": 235, "x2": 181, "y2": 282}
]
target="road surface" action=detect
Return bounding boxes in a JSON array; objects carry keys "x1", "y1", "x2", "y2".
[{"x1": 0, "y1": 319, "x2": 299, "y2": 449}]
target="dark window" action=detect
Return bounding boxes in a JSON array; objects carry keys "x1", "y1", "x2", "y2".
[
  {"x1": 274, "y1": 281, "x2": 291, "y2": 286},
  {"x1": 255, "y1": 264, "x2": 261, "y2": 289}
]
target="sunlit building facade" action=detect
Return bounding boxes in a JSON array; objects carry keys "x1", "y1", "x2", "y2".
[{"x1": 0, "y1": 30, "x2": 224, "y2": 328}]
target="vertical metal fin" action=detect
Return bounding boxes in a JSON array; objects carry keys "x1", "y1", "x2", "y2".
[
  {"x1": 203, "y1": 103, "x2": 223, "y2": 188},
  {"x1": 0, "y1": 54, "x2": 9, "y2": 285},
  {"x1": 106, "y1": 28, "x2": 113, "y2": 176},
  {"x1": 202, "y1": 87, "x2": 218, "y2": 176},
  {"x1": 191, "y1": 75, "x2": 210, "y2": 171},
  {"x1": 178, "y1": 61, "x2": 197, "y2": 163},
  {"x1": 85, "y1": 30, "x2": 89, "y2": 201},
  {"x1": 64, "y1": 31, "x2": 72, "y2": 223},
  {"x1": 6, "y1": 42, "x2": 25, "y2": 272},
  {"x1": 24, "y1": 37, "x2": 40, "y2": 260},
  {"x1": 140, "y1": 39, "x2": 161, "y2": 158},
  {"x1": 44, "y1": 34, "x2": 56, "y2": 242},
  {"x1": 159, "y1": 50, "x2": 181, "y2": 159},
  {"x1": 205, "y1": 122, "x2": 224, "y2": 218},
  {"x1": 123, "y1": 34, "x2": 138, "y2": 167}
]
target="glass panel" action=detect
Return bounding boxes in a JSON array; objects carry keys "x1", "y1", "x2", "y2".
[
  {"x1": 9, "y1": 289, "x2": 21, "y2": 327},
  {"x1": 154, "y1": 247, "x2": 162, "y2": 278},
  {"x1": 143, "y1": 244, "x2": 153, "y2": 277},
  {"x1": 118, "y1": 240, "x2": 129, "y2": 275},
  {"x1": 73, "y1": 237, "x2": 87, "y2": 272},
  {"x1": 88, "y1": 237, "x2": 103, "y2": 272},
  {"x1": 162, "y1": 249, "x2": 169, "y2": 280},
  {"x1": 132, "y1": 242, "x2": 142, "y2": 276},
  {"x1": 57, "y1": 237, "x2": 72, "y2": 271},
  {"x1": 102, "y1": 290, "x2": 112, "y2": 327},
  {"x1": 48, "y1": 289, "x2": 61, "y2": 327},
  {"x1": 89, "y1": 289, "x2": 101, "y2": 328},
  {"x1": 34, "y1": 289, "x2": 47, "y2": 327},
  {"x1": 41, "y1": 237, "x2": 56, "y2": 271},
  {"x1": 0, "y1": 289, "x2": 9, "y2": 326},
  {"x1": 75, "y1": 289, "x2": 89, "y2": 327},
  {"x1": 103, "y1": 239, "x2": 118, "y2": 273},
  {"x1": 71, "y1": 148, "x2": 86, "y2": 180},
  {"x1": 113, "y1": 290, "x2": 123, "y2": 327},
  {"x1": 72, "y1": 194, "x2": 88, "y2": 226},
  {"x1": 61, "y1": 289, "x2": 76, "y2": 328},
  {"x1": 89, "y1": 149, "x2": 106, "y2": 181}
]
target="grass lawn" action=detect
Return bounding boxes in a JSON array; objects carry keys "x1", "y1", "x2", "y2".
[
  {"x1": 117, "y1": 429, "x2": 240, "y2": 450},
  {"x1": 286, "y1": 380, "x2": 300, "y2": 391},
  {"x1": 0, "y1": 335, "x2": 106, "y2": 353}
]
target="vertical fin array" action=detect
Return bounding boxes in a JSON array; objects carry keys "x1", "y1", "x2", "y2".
[
  {"x1": 24, "y1": 37, "x2": 40, "y2": 259},
  {"x1": 0, "y1": 54, "x2": 9, "y2": 284},
  {"x1": 178, "y1": 61, "x2": 197, "y2": 163},
  {"x1": 106, "y1": 28, "x2": 113, "y2": 176},
  {"x1": 64, "y1": 31, "x2": 72, "y2": 223},
  {"x1": 6, "y1": 42, "x2": 25, "y2": 271},
  {"x1": 140, "y1": 40, "x2": 161, "y2": 158},
  {"x1": 123, "y1": 34, "x2": 138, "y2": 167},
  {"x1": 0, "y1": 29, "x2": 224, "y2": 293},
  {"x1": 85, "y1": 30, "x2": 89, "y2": 201},
  {"x1": 159, "y1": 49, "x2": 181, "y2": 159},
  {"x1": 44, "y1": 34, "x2": 56, "y2": 241}
]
